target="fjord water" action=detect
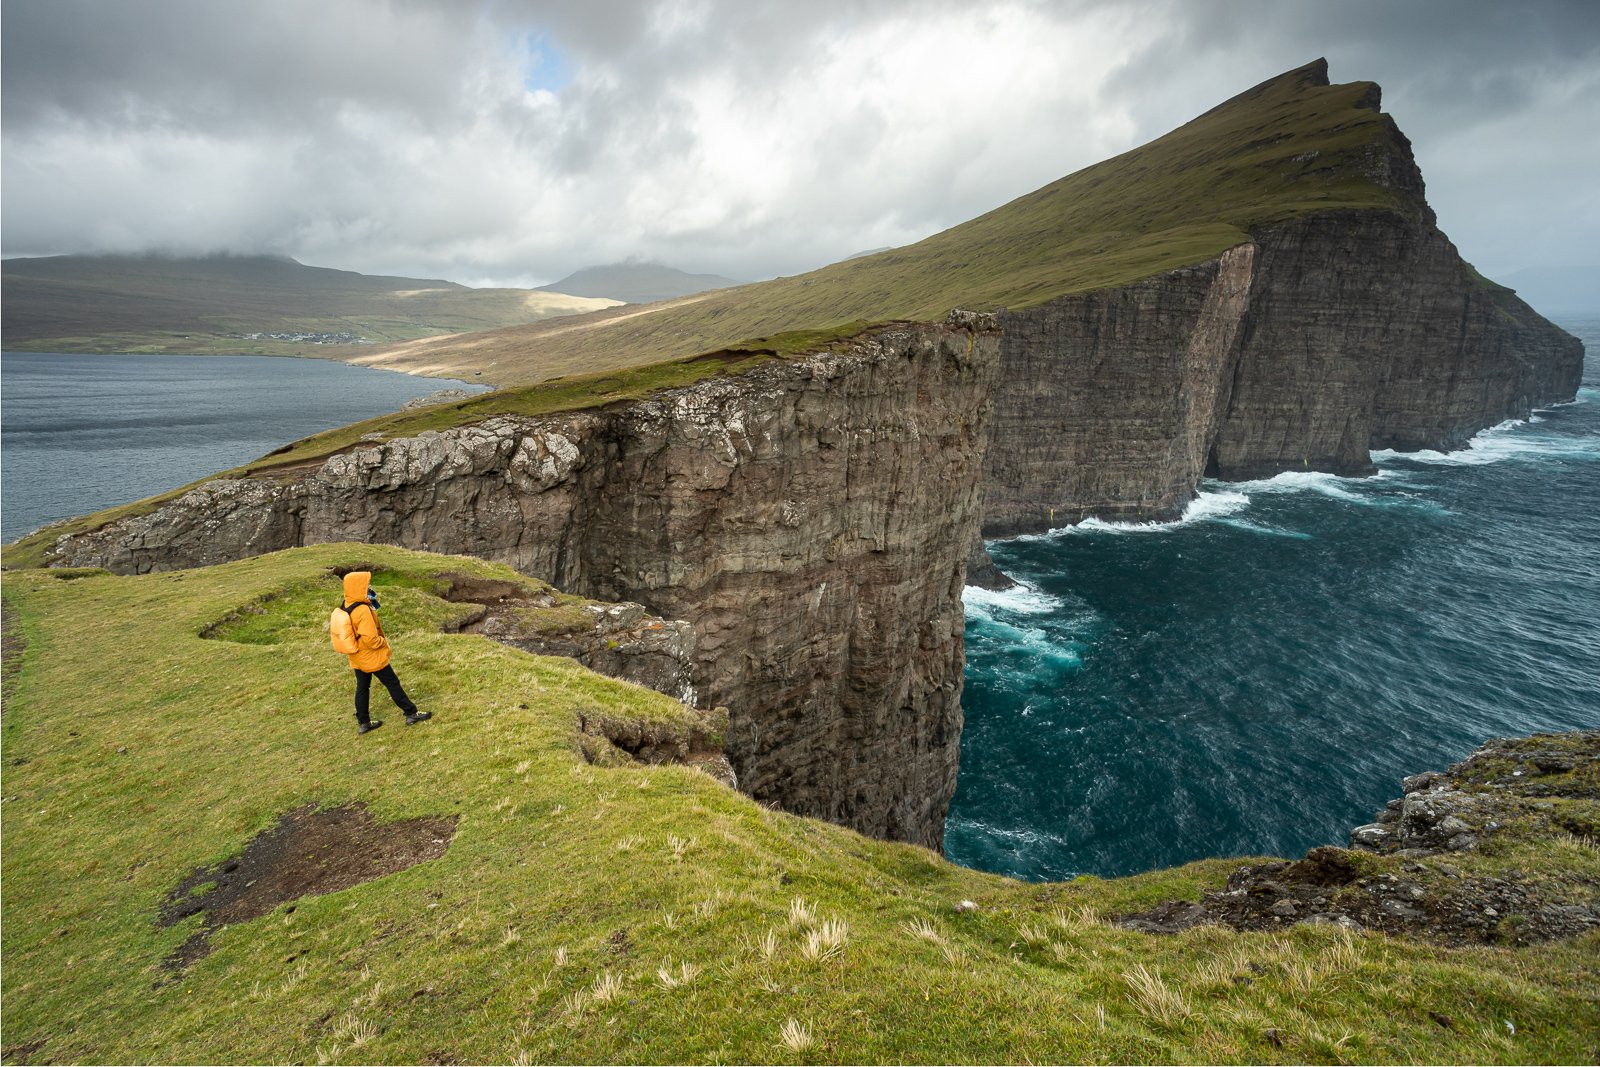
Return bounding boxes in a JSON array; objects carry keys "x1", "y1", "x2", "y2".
[
  {"x1": 0, "y1": 352, "x2": 486, "y2": 542},
  {"x1": 949, "y1": 317, "x2": 1599, "y2": 881}
]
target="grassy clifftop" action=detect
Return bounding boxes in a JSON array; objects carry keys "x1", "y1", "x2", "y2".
[
  {"x1": 361, "y1": 59, "x2": 1406, "y2": 388},
  {"x1": 3, "y1": 545, "x2": 1597, "y2": 1063}
]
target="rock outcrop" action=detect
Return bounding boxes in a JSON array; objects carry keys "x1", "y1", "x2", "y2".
[
  {"x1": 431, "y1": 570, "x2": 699, "y2": 707},
  {"x1": 51, "y1": 317, "x2": 1002, "y2": 849},
  {"x1": 1118, "y1": 731, "x2": 1600, "y2": 946}
]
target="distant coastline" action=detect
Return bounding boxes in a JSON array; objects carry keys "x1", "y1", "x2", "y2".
[{"x1": 0, "y1": 350, "x2": 489, "y2": 541}]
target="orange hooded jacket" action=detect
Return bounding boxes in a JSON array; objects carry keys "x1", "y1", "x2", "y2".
[{"x1": 341, "y1": 571, "x2": 392, "y2": 673}]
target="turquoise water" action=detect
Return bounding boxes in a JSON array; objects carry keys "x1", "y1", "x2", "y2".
[
  {"x1": 949, "y1": 318, "x2": 1599, "y2": 880},
  {"x1": 0, "y1": 352, "x2": 486, "y2": 541}
]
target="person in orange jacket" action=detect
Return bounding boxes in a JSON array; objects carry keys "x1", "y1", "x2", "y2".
[{"x1": 341, "y1": 570, "x2": 432, "y2": 735}]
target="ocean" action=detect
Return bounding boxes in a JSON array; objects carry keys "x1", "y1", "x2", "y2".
[
  {"x1": 948, "y1": 317, "x2": 1599, "y2": 880},
  {"x1": 0, "y1": 352, "x2": 486, "y2": 542}
]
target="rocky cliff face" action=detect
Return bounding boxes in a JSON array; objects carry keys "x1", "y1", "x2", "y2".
[
  {"x1": 984, "y1": 246, "x2": 1256, "y2": 534},
  {"x1": 980, "y1": 95, "x2": 1583, "y2": 536},
  {"x1": 50, "y1": 317, "x2": 1001, "y2": 849}
]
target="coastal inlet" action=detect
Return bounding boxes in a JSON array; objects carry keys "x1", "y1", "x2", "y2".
[{"x1": 949, "y1": 318, "x2": 1599, "y2": 881}]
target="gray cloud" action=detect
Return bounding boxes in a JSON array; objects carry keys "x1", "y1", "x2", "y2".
[{"x1": 2, "y1": 0, "x2": 1595, "y2": 286}]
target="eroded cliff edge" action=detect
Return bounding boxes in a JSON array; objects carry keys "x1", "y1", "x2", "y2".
[
  {"x1": 981, "y1": 68, "x2": 1583, "y2": 536},
  {"x1": 49, "y1": 317, "x2": 1001, "y2": 849}
]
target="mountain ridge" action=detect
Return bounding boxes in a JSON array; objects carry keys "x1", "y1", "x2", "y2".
[{"x1": 540, "y1": 261, "x2": 740, "y2": 304}]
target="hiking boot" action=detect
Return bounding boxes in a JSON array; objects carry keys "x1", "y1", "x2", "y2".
[
  {"x1": 405, "y1": 711, "x2": 433, "y2": 726},
  {"x1": 358, "y1": 719, "x2": 384, "y2": 735}
]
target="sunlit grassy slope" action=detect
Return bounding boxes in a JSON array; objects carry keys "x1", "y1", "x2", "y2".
[
  {"x1": 360, "y1": 59, "x2": 1406, "y2": 388},
  {"x1": 3, "y1": 545, "x2": 1598, "y2": 1064},
  {"x1": 1, "y1": 253, "x2": 618, "y2": 357}
]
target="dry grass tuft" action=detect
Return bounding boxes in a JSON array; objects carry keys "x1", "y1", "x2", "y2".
[
  {"x1": 1051, "y1": 904, "x2": 1102, "y2": 932},
  {"x1": 656, "y1": 960, "x2": 702, "y2": 989},
  {"x1": 1553, "y1": 829, "x2": 1600, "y2": 853},
  {"x1": 800, "y1": 919, "x2": 849, "y2": 962},
  {"x1": 590, "y1": 971, "x2": 624, "y2": 1005},
  {"x1": 903, "y1": 917, "x2": 945, "y2": 944},
  {"x1": 1125, "y1": 964, "x2": 1193, "y2": 1028},
  {"x1": 333, "y1": 1012, "x2": 379, "y2": 1047},
  {"x1": 1017, "y1": 920, "x2": 1050, "y2": 945},
  {"x1": 777, "y1": 1018, "x2": 814, "y2": 1052},
  {"x1": 788, "y1": 896, "x2": 817, "y2": 929},
  {"x1": 560, "y1": 989, "x2": 589, "y2": 1018}
]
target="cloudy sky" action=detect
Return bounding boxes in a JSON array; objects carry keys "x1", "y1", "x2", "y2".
[{"x1": 3, "y1": 0, "x2": 1596, "y2": 288}]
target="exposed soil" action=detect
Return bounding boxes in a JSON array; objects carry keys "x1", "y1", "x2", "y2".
[
  {"x1": 434, "y1": 572, "x2": 533, "y2": 604},
  {"x1": 433, "y1": 571, "x2": 551, "y2": 635},
  {"x1": 1, "y1": 1038, "x2": 46, "y2": 1065},
  {"x1": 160, "y1": 803, "x2": 456, "y2": 968}
]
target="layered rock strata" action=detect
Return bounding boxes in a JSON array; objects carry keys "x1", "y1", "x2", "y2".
[{"x1": 51, "y1": 317, "x2": 1001, "y2": 849}]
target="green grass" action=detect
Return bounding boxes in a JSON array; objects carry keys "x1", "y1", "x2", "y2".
[{"x1": 3, "y1": 544, "x2": 1598, "y2": 1063}]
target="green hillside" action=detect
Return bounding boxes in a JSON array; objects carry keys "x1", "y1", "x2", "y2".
[
  {"x1": 2, "y1": 545, "x2": 1596, "y2": 1063},
  {"x1": 0, "y1": 253, "x2": 618, "y2": 356},
  {"x1": 361, "y1": 59, "x2": 1405, "y2": 387}
]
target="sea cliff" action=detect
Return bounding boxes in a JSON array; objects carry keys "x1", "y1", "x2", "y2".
[{"x1": 981, "y1": 81, "x2": 1581, "y2": 534}]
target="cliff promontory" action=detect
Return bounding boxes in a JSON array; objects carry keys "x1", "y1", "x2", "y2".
[
  {"x1": 979, "y1": 61, "x2": 1582, "y2": 533},
  {"x1": 47, "y1": 317, "x2": 1001, "y2": 848}
]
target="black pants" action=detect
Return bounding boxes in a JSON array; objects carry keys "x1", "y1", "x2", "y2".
[{"x1": 354, "y1": 665, "x2": 416, "y2": 723}]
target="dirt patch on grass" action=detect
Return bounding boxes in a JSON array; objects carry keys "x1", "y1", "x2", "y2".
[
  {"x1": 160, "y1": 803, "x2": 456, "y2": 968},
  {"x1": 1, "y1": 1038, "x2": 46, "y2": 1065},
  {"x1": 434, "y1": 571, "x2": 536, "y2": 607},
  {"x1": 433, "y1": 570, "x2": 554, "y2": 635}
]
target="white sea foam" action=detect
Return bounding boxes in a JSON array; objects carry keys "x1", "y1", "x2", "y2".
[
  {"x1": 1373, "y1": 415, "x2": 1600, "y2": 467},
  {"x1": 1233, "y1": 469, "x2": 1369, "y2": 501},
  {"x1": 965, "y1": 614, "x2": 1083, "y2": 669},
  {"x1": 1215, "y1": 517, "x2": 1314, "y2": 539},
  {"x1": 1031, "y1": 489, "x2": 1251, "y2": 537},
  {"x1": 963, "y1": 576, "x2": 1062, "y2": 616}
]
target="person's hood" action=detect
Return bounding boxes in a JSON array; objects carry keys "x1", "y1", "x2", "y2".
[{"x1": 342, "y1": 571, "x2": 371, "y2": 605}]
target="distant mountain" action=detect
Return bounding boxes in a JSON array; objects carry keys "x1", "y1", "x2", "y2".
[
  {"x1": 1, "y1": 253, "x2": 617, "y2": 355},
  {"x1": 1498, "y1": 266, "x2": 1600, "y2": 317},
  {"x1": 845, "y1": 247, "x2": 894, "y2": 260},
  {"x1": 541, "y1": 262, "x2": 739, "y2": 304}
]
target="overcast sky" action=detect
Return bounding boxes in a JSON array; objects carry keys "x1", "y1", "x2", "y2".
[{"x1": 3, "y1": 0, "x2": 1596, "y2": 288}]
